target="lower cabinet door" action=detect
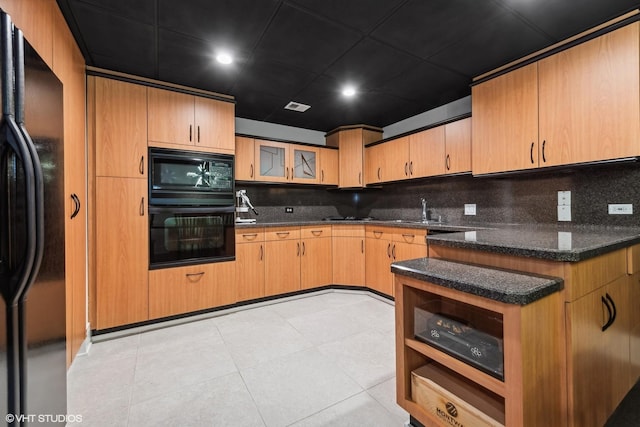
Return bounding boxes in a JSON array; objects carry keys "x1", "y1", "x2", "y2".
[
  {"x1": 149, "y1": 262, "x2": 236, "y2": 319},
  {"x1": 264, "y1": 239, "x2": 301, "y2": 296},
  {"x1": 332, "y1": 237, "x2": 365, "y2": 286},
  {"x1": 236, "y1": 242, "x2": 265, "y2": 301},
  {"x1": 301, "y1": 237, "x2": 332, "y2": 289},
  {"x1": 365, "y1": 238, "x2": 393, "y2": 296},
  {"x1": 566, "y1": 275, "x2": 630, "y2": 427}
]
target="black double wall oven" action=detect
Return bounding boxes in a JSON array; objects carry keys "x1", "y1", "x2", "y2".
[{"x1": 148, "y1": 148, "x2": 235, "y2": 269}]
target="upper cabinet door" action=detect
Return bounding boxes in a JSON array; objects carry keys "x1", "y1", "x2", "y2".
[
  {"x1": 147, "y1": 87, "x2": 195, "y2": 146},
  {"x1": 444, "y1": 117, "x2": 471, "y2": 175},
  {"x1": 472, "y1": 63, "x2": 539, "y2": 175},
  {"x1": 235, "y1": 136, "x2": 256, "y2": 181},
  {"x1": 194, "y1": 97, "x2": 235, "y2": 152},
  {"x1": 538, "y1": 22, "x2": 640, "y2": 167},
  {"x1": 291, "y1": 146, "x2": 320, "y2": 184},
  {"x1": 255, "y1": 139, "x2": 289, "y2": 182},
  {"x1": 409, "y1": 127, "x2": 445, "y2": 178},
  {"x1": 319, "y1": 148, "x2": 339, "y2": 185},
  {"x1": 92, "y1": 77, "x2": 147, "y2": 178}
]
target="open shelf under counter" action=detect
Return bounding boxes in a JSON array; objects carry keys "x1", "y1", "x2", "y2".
[{"x1": 393, "y1": 257, "x2": 566, "y2": 427}]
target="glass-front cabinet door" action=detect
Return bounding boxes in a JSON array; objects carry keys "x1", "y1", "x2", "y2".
[
  {"x1": 255, "y1": 140, "x2": 320, "y2": 184},
  {"x1": 256, "y1": 140, "x2": 288, "y2": 182},
  {"x1": 292, "y1": 147, "x2": 319, "y2": 184}
]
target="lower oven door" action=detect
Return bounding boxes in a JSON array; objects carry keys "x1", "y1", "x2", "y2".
[{"x1": 149, "y1": 206, "x2": 235, "y2": 269}]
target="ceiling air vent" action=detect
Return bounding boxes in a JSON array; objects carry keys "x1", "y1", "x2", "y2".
[{"x1": 284, "y1": 101, "x2": 311, "y2": 112}]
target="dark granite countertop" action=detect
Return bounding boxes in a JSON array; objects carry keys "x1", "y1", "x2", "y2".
[
  {"x1": 235, "y1": 219, "x2": 477, "y2": 233},
  {"x1": 391, "y1": 257, "x2": 564, "y2": 305},
  {"x1": 426, "y1": 224, "x2": 640, "y2": 262}
]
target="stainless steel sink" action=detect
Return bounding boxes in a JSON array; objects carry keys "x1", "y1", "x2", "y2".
[{"x1": 387, "y1": 219, "x2": 444, "y2": 225}]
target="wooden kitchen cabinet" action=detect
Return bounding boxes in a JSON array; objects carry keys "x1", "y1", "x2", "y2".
[
  {"x1": 366, "y1": 136, "x2": 410, "y2": 184},
  {"x1": 148, "y1": 261, "x2": 236, "y2": 319},
  {"x1": 365, "y1": 117, "x2": 470, "y2": 184},
  {"x1": 395, "y1": 273, "x2": 565, "y2": 427},
  {"x1": 301, "y1": 226, "x2": 332, "y2": 289},
  {"x1": 319, "y1": 147, "x2": 339, "y2": 185},
  {"x1": 566, "y1": 275, "x2": 630, "y2": 427},
  {"x1": 255, "y1": 139, "x2": 321, "y2": 184},
  {"x1": 628, "y1": 244, "x2": 640, "y2": 384},
  {"x1": 443, "y1": 117, "x2": 472, "y2": 174},
  {"x1": 366, "y1": 226, "x2": 427, "y2": 297},
  {"x1": 95, "y1": 176, "x2": 148, "y2": 329},
  {"x1": 235, "y1": 229, "x2": 265, "y2": 301},
  {"x1": 332, "y1": 225, "x2": 365, "y2": 286},
  {"x1": 429, "y1": 245, "x2": 634, "y2": 427},
  {"x1": 264, "y1": 227, "x2": 301, "y2": 296},
  {"x1": 90, "y1": 76, "x2": 147, "y2": 178},
  {"x1": 472, "y1": 63, "x2": 539, "y2": 175},
  {"x1": 147, "y1": 86, "x2": 235, "y2": 153},
  {"x1": 235, "y1": 136, "x2": 256, "y2": 181},
  {"x1": 326, "y1": 125, "x2": 382, "y2": 188},
  {"x1": 473, "y1": 22, "x2": 639, "y2": 175}
]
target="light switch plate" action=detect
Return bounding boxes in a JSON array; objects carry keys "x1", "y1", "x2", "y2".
[
  {"x1": 558, "y1": 191, "x2": 571, "y2": 206},
  {"x1": 464, "y1": 204, "x2": 476, "y2": 215},
  {"x1": 558, "y1": 205, "x2": 571, "y2": 221}
]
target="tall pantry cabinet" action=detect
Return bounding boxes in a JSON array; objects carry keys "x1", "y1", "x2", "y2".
[{"x1": 88, "y1": 76, "x2": 149, "y2": 330}]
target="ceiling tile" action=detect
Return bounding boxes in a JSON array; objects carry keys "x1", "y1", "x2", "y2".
[
  {"x1": 289, "y1": 0, "x2": 406, "y2": 33},
  {"x1": 253, "y1": 3, "x2": 362, "y2": 72},
  {"x1": 231, "y1": 59, "x2": 318, "y2": 101},
  {"x1": 67, "y1": 0, "x2": 156, "y2": 24},
  {"x1": 371, "y1": 0, "x2": 505, "y2": 59}
]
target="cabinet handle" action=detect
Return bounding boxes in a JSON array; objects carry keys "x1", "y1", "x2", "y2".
[
  {"x1": 321, "y1": 169, "x2": 325, "y2": 182},
  {"x1": 409, "y1": 161, "x2": 413, "y2": 175},
  {"x1": 445, "y1": 154, "x2": 450, "y2": 171},
  {"x1": 373, "y1": 230, "x2": 383, "y2": 238},
  {"x1": 297, "y1": 242, "x2": 300, "y2": 256},
  {"x1": 276, "y1": 232, "x2": 290, "y2": 237},
  {"x1": 197, "y1": 125, "x2": 201, "y2": 143},
  {"x1": 302, "y1": 241, "x2": 306, "y2": 255},
  {"x1": 259, "y1": 244, "x2": 263, "y2": 261},
  {"x1": 377, "y1": 167, "x2": 381, "y2": 180},
  {"x1": 402, "y1": 233, "x2": 414, "y2": 239},
  {"x1": 189, "y1": 125, "x2": 193, "y2": 142},
  {"x1": 542, "y1": 140, "x2": 547, "y2": 163},
  {"x1": 404, "y1": 162, "x2": 408, "y2": 176},
  {"x1": 70, "y1": 193, "x2": 80, "y2": 219},
  {"x1": 286, "y1": 167, "x2": 289, "y2": 180},
  {"x1": 530, "y1": 142, "x2": 535, "y2": 164},
  {"x1": 361, "y1": 239, "x2": 364, "y2": 253},
  {"x1": 186, "y1": 272, "x2": 205, "y2": 281},
  {"x1": 387, "y1": 243, "x2": 391, "y2": 258},
  {"x1": 139, "y1": 197, "x2": 145, "y2": 216},
  {"x1": 250, "y1": 164, "x2": 254, "y2": 178},
  {"x1": 601, "y1": 295, "x2": 614, "y2": 332},
  {"x1": 607, "y1": 293, "x2": 617, "y2": 325},
  {"x1": 392, "y1": 244, "x2": 396, "y2": 260},
  {"x1": 311, "y1": 230, "x2": 323, "y2": 236},
  {"x1": 242, "y1": 233, "x2": 258, "y2": 240},
  {"x1": 139, "y1": 155, "x2": 144, "y2": 175},
  {"x1": 358, "y1": 172, "x2": 361, "y2": 184}
]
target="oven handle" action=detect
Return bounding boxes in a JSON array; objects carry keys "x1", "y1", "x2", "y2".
[{"x1": 148, "y1": 205, "x2": 235, "y2": 214}]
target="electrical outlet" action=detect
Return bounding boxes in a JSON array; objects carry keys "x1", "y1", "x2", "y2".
[
  {"x1": 558, "y1": 205, "x2": 571, "y2": 221},
  {"x1": 558, "y1": 191, "x2": 571, "y2": 206},
  {"x1": 608, "y1": 204, "x2": 633, "y2": 215},
  {"x1": 285, "y1": 207, "x2": 293, "y2": 213},
  {"x1": 464, "y1": 204, "x2": 476, "y2": 215}
]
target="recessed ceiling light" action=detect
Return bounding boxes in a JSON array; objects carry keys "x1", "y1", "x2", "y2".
[
  {"x1": 342, "y1": 85, "x2": 356, "y2": 97},
  {"x1": 216, "y1": 52, "x2": 233, "y2": 65}
]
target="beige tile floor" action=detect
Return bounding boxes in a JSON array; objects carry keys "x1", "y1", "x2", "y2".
[{"x1": 67, "y1": 291, "x2": 408, "y2": 427}]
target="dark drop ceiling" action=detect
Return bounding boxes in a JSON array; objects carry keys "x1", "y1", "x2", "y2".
[{"x1": 57, "y1": 0, "x2": 639, "y2": 132}]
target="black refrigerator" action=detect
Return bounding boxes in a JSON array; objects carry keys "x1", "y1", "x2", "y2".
[{"x1": 0, "y1": 11, "x2": 66, "y2": 427}]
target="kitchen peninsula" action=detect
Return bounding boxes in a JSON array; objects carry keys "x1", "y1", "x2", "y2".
[{"x1": 392, "y1": 224, "x2": 640, "y2": 427}]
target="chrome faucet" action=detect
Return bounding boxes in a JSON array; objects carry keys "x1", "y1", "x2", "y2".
[{"x1": 421, "y1": 198, "x2": 427, "y2": 222}]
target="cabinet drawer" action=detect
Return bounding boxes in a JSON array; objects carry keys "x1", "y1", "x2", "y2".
[
  {"x1": 628, "y1": 244, "x2": 640, "y2": 275},
  {"x1": 366, "y1": 225, "x2": 392, "y2": 240},
  {"x1": 332, "y1": 224, "x2": 365, "y2": 237},
  {"x1": 236, "y1": 228, "x2": 265, "y2": 243},
  {"x1": 566, "y1": 248, "x2": 627, "y2": 301},
  {"x1": 149, "y1": 262, "x2": 236, "y2": 318},
  {"x1": 265, "y1": 226, "x2": 301, "y2": 241},
  {"x1": 301, "y1": 225, "x2": 331, "y2": 239},
  {"x1": 393, "y1": 227, "x2": 427, "y2": 245}
]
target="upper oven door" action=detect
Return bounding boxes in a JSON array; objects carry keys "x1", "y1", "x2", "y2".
[{"x1": 149, "y1": 148, "x2": 234, "y2": 206}]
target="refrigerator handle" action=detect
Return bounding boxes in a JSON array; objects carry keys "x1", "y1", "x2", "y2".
[{"x1": 14, "y1": 26, "x2": 45, "y2": 299}]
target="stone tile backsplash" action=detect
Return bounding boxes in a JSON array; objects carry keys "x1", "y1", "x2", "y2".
[{"x1": 237, "y1": 162, "x2": 640, "y2": 226}]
